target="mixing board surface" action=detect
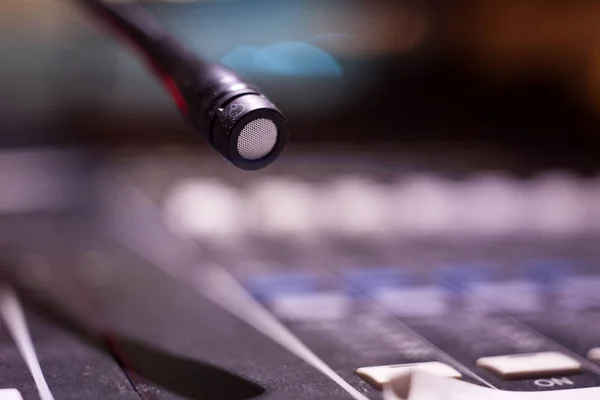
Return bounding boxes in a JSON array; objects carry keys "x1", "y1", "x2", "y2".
[{"x1": 0, "y1": 151, "x2": 599, "y2": 399}]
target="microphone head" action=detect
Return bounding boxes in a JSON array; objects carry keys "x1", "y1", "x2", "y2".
[
  {"x1": 175, "y1": 62, "x2": 288, "y2": 170},
  {"x1": 237, "y1": 118, "x2": 278, "y2": 161},
  {"x1": 210, "y1": 93, "x2": 288, "y2": 171}
]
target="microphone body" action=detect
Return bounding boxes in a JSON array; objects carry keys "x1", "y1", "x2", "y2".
[
  {"x1": 74, "y1": 0, "x2": 288, "y2": 170},
  {"x1": 171, "y1": 59, "x2": 287, "y2": 171}
]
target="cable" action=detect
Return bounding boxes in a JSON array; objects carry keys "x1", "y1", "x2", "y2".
[
  {"x1": 72, "y1": 0, "x2": 192, "y2": 113},
  {"x1": 69, "y1": 0, "x2": 288, "y2": 171}
]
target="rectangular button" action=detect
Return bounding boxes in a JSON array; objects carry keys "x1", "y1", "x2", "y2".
[
  {"x1": 588, "y1": 348, "x2": 600, "y2": 362},
  {"x1": 476, "y1": 352, "x2": 581, "y2": 380},
  {"x1": 0, "y1": 389, "x2": 22, "y2": 400},
  {"x1": 356, "y1": 362, "x2": 462, "y2": 389}
]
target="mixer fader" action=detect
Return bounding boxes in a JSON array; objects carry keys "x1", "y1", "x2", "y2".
[
  {"x1": 1, "y1": 153, "x2": 600, "y2": 399},
  {"x1": 151, "y1": 156, "x2": 600, "y2": 399}
]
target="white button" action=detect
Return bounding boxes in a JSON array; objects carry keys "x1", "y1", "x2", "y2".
[
  {"x1": 590, "y1": 177, "x2": 600, "y2": 231},
  {"x1": 267, "y1": 291, "x2": 351, "y2": 322},
  {"x1": 373, "y1": 286, "x2": 447, "y2": 317},
  {"x1": 163, "y1": 179, "x2": 242, "y2": 239},
  {"x1": 588, "y1": 348, "x2": 600, "y2": 362},
  {"x1": 384, "y1": 370, "x2": 600, "y2": 400},
  {"x1": 355, "y1": 361, "x2": 461, "y2": 389},
  {"x1": 391, "y1": 176, "x2": 461, "y2": 237},
  {"x1": 522, "y1": 173, "x2": 590, "y2": 236},
  {"x1": 476, "y1": 352, "x2": 581, "y2": 380},
  {"x1": 559, "y1": 275, "x2": 600, "y2": 310},
  {"x1": 458, "y1": 174, "x2": 526, "y2": 236},
  {"x1": 467, "y1": 281, "x2": 541, "y2": 313},
  {"x1": 245, "y1": 178, "x2": 318, "y2": 238},
  {"x1": 318, "y1": 177, "x2": 391, "y2": 238},
  {"x1": 0, "y1": 389, "x2": 23, "y2": 400}
]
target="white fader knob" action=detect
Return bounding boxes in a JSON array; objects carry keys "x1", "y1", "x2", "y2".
[
  {"x1": 163, "y1": 179, "x2": 243, "y2": 240},
  {"x1": 317, "y1": 177, "x2": 392, "y2": 238},
  {"x1": 522, "y1": 173, "x2": 590, "y2": 236},
  {"x1": 245, "y1": 178, "x2": 318, "y2": 239},
  {"x1": 589, "y1": 176, "x2": 600, "y2": 233},
  {"x1": 0, "y1": 390, "x2": 23, "y2": 400},
  {"x1": 391, "y1": 175, "x2": 461, "y2": 237},
  {"x1": 458, "y1": 174, "x2": 526, "y2": 237}
]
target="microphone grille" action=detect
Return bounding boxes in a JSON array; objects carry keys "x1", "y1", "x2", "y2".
[{"x1": 237, "y1": 118, "x2": 278, "y2": 161}]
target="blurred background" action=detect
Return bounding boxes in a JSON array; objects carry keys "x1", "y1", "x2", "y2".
[
  {"x1": 1, "y1": 2, "x2": 600, "y2": 399},
  {"x1": 2, "y1": 0, "x2": 600, "y2": 172}
]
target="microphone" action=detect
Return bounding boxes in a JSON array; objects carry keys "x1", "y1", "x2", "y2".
[{"x1": 73, "y1": 0, "x2": 288, "y2": 171}]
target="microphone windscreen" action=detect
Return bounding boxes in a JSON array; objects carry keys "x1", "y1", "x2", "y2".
[{"x1": 204, "y1": 92, "x2": 288, "y2": 171}]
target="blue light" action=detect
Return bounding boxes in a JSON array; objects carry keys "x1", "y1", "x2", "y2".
[
  {"x1": 245, "y1": 272, "x2": 322, "y2": 301},
  {"x1": 343, "y1": 267, "x2": 411, "y2": 297},
  {"x1": 437, "y1": 264, "x2": 492, "y2": 293},
  {"x1": 220, "y1": 46, "x2": 262, "y2": 73},
  {"x1": 523, "y1": 259, "x2": 570, "y2": 287},
  {"x1": 221, "y1": 41, "x2": 343, "y2": 78}
]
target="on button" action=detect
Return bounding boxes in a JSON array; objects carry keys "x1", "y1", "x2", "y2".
[
  {"x1": 476, "y1": 352, "x2": 581, "y2": 380},
  {"x1": 588, "y1": 348, "x2": 600, "y2": 362}
]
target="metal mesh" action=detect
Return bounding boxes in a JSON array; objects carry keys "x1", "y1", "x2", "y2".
[{"x1": 237, "y1": 119, "x2": 278, "y2": 161}]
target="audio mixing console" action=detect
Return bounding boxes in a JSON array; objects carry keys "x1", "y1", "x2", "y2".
[{"x1": 0, "y1": 150, "x2": 598, "y2": 399}]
